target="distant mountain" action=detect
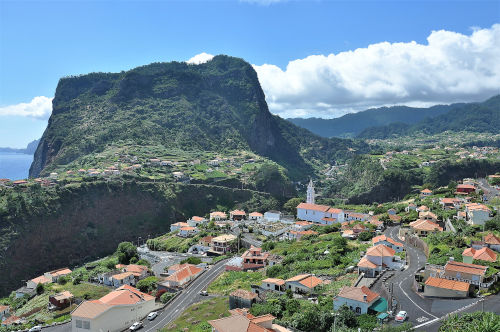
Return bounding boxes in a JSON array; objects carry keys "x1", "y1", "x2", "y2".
[
  {"x1": 0, "y1": 139, "x2": 40, "y2": 154},
  {"x1": 287, "y1": 104, "x2": 459, "y2": 138},
  {"x1": 30, "y1": 55, "x2": 366, "y2": 179},
  {"x1": 357, "y1": 95, "x2": 500, "y2": 139}
]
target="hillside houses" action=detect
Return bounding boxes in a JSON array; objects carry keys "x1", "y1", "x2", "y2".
[
  {"x1": 357, "y1": 244, "x2": 405, "y2": 277},
  {"x1": 472, "y1": 233, "x2": 500, "y2": 252},
  {"x1": 334, "y1": 286, "x2": 385, "y2": 315},
  {"x1": 409, "y1": 219, "x2": 443, "y2": 236},
  {"x1": 464, "y1": 203, "x2": 492, "y2": 226}
]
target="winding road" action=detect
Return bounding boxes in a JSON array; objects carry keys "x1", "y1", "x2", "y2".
[{"x1": 384, "y1": 226, "x2": 499, "y2": 331}]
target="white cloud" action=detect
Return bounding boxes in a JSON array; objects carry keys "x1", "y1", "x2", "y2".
[
  {"x1": 254, "y1": 24, "x2": 500, "y2": 118},
  {"x1": 186, "y1": 52, "x2": 215, "y2": 65},
  {"x1": 0, "y1": 96, "x2": 53, "y2": 119}
]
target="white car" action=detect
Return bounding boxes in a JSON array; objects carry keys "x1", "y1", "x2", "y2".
[
  {"x1": 29, "y1": 326, "x2": 42, "y2": 332},
  {"x1": 147, "y1": 312, "x2": 158, "y2": 320},
  {"x1": 129, "y1": 322, "x2": 143, "y2": 330},
  {"x1": 395, "y1": 311, "x2": 407, "y2": 322}
]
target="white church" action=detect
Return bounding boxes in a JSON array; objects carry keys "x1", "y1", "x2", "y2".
[{"x1": 296, "y1": 179, "x2": 345, "y2": 224}]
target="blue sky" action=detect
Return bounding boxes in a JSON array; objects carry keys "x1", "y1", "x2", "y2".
[{"x1": 1, "y1": 0, "x2": 499, "y2": 147}]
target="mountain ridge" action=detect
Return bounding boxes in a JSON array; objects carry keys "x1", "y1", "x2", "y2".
[{"x1": 30, "y1": 55, "x2": 366, "y2": 180}]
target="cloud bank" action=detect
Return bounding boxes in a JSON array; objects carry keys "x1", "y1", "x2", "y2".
[
  {"x1": 254, "y1": 24, "x2": 500, "y2": 118},
  {"x1": 0, "y1": 96, "x2": 53, "y2": 119},
  {"x1": 186, "y1": 52, "x2": 215, "y2": 65}
]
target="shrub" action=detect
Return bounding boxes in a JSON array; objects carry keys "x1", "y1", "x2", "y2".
[
  {"x1": 136, "y1": 276, "x2": 158, "y2": 293},
  {"x1": 160, "y1": 292, "x2": 175, "y2": 304},
  {"x1": 180, "y1": 257, "x2": 202, "y2": 265},
  {"x1": 36, "y1": 283, "x2": 44, "y2": 295}
]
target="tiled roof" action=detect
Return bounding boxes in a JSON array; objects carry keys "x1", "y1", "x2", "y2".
[
  {"x1": 366, "y1": 244, "x2": 396, "y2": 257},
  {"x1": 48, "y1": 268, "x2": 72, "y2": 277},
  {"x1": 419, "y1": 211, "x2": 438, "y2": 219},
  {"x1": 285, "y1": 274, "x2": 310, "y2": 282},
  {"x1": 409, "y1": 219, "x2": 443, "y2": 232},
  {"x1": 180, "y1": 226, "x2": 197, "y2": 231},
  {"x1": 0, "y1": 305, "x2": 9, "y2": 311},
  {"x1": 208, "y1": 314, "x2": 270, "y2": 332},
  {"x1": 296, "y1": 202, "x2": 330, "y2": 212},
  {"x1": 445, "y1": 261, "x2": 487, "y2": 276},
  {"x1": 191, "y1": 216, "x2": 205, "y2": 221},
  {"x1": 372, "y1": 235, "x2": 403, "y2": 247},
  {"x1": 71, "y1": 301, "x2": 110, "y2": 319},
  {"x1": 484, "y1": 233, "x2": 500, "y2": 245},
  {"x1": 357, "y1": 256, "x2": 377, "y2": 268},
  {"x1": 231, "y1": 210, "x2": 246, "y2": 215},
  {"x1": 466, "y1": 203, "x2": 490, "y2": 211},
  {"x1": 99, "y1": 284, "x2": 154, "y2": 305},
  {"x1": 172, "y1": 222, "x2": 189, "y2": 227},
  {"x1": 328, "y1": 208, "x2": 343, "y2": 214},
  {"x1": 210, "y1": 211, "x2": 227, "y2": 217},
  {"x1": 322, "y1": 217, "x2": 337, "y2": 222},
  {"x1": 417, "y1": 205, "x2": 429, "y2": 211},
  {"x1": 421, "y1": 189, "x2": 432, "y2": 193},
  {"x1": 212, "y1": 234, "x2": 237, "y2": 242},
  {"x1": 53, "y1": 291, "x2": 73, "y2": 301},
  {"x1": 425, "y1": 277, "x2": 470, "y2": 292},
  {"x1": 462, "y1": 248, "x2": 476, "y2": 257},
  {"x1": 457, "y1": 184, "x2": 476, "y2": 190},
  {"x1": 249, "y1": 212, "x2": 263, "y2": 217},
  {"x1": 336, "y1": 286, "x2": 380, "y2": 303},
  {"x1": 125, "y1": 264, "x2": 148, "y2": 274},
  {"x1": 262, "y1": 278, "x2": 285, "y2": 286},
  {"x1": 165, "y1": 264, "x2": 203, "y2": 283},
  {"x1": 31, "y1": 275, "x2": 51, "y2": 285},
  {"x1": 112, "y1": 272, "x2": 134, "y2": 281},
  {"x1": 473, "y1": 247, "x2": 497, "y2": 262},
  {"x1": 230, "y1": 289, "x2": 258, "y2": 300},
  {"x1": 298, "y1": 275, "x2": 323, "y2": 289}
]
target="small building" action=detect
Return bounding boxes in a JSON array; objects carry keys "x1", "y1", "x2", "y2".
[
  {"x1": 230, "y1": 210, "x2": 246, "y2": 221},
  {"x1": 110, "y1": 272, "x2": 135, "y2": 287},
  {"x1": 424, "y1": 277, "x2": 470, "y2": 298},
  {"x1": 49, "y1": 291, "x2": 74, "y2": 310},
  {"x1": 264, "y1": 210, "x2": 281, "y2": 222},
  {"x1": 0, "y1": 305, "x2": 10, "y2": 320},
  {"x1": 444, "y1": 260, "x2": 488, "y2": 285},
  {"x1": 462, "y1": 247, "x2": 497, "y2": 264},
  {"x1": 405, "y1": 203, "x2": 417, "y2": 212},
  {"x1": 170, "y1": 222, "x2": 189, "y2": 232},
  {"x1": 294, "y1": 221, "x2": 313, "y2": 231},
  {"x1": 229, "y1": 289, "x2": 258, "y2": 310},
  {"x1": 44, "y1": 268, "x2": 72, "y2": 283},
  {"x1": 208, "y1": 309, "x2": 287, "y2": 332},
  {"x1": 285, "y1": 230, "x2": 318, "y2": 241},
  {"x1": 420, "y1": 188, "x2": 432, "y2": 196},
  {"x1": 260, "y1": 278, "x2": 285, "y2": 292},
  {"x1": 124, "y1": 264, "x2": 149, "y2": 280},
  {"x1": 285, "y1": 274, "x2": 323, "y2": 294},
  {"x1": 419, "y1": 211, "x2": 438, "y2": 223},
  {"x1": 210, "y1": 211, "x2": 227, "y2": 221},
  {"x1": 465, "y1": 203, "x2": 491, "y2": 226},
  {"x1": 409, "y1": 219, "x2": 443, "y2": 236},
  {"x1": 372, "y1": 235, "x2": 404, "y2": 252},
  {"x1": 26, "y1": 275, "x2": 52, "y2": 289},
  {"x1": 248, "y1": 212, "x2": 263, "y2": 222},
  {"x1": 241, "y1": 246, "x2": 269, "y2": 269},
  {"x1": 199, "y1": 236, "x2": 213, "y2": 247},
  {"x1": 387, "y1": 208, "x2": 397, "y2": 215},
  {"x1": 211, "y1": 234, "x2": 237, "y2": 254},
  {"x1": 187, "y1": 216, "x2": 207, "y2": 227},
  {"x1": 334, "y1": 286, "x2": 384, "y2": 315},
  {"x1": 440, "y1": 198, "x2": 461, "y2": 210},
  {"x1": 484, "y1": 233, "x2": 500, "y2": 252},
  {"x1": 456, "y1": 184, "x2": 476, "y2": 194},
  {"x1": 71, "y1": 285, "x2": 155, "y2": 332},
  {"x1": 161, "y1": 264, "x2": 203, "y2": 288},
  {"x1": 416, "y1": 205, "x2": 429, "y2": 213},
  {"x1": 179, "y1": 226, "x2": 199, "y2": 238}
]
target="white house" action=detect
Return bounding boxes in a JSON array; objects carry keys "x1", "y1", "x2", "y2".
[
  {"x1": 357, "y1": 244, "x2": 404, "y2": 277},
  {"x1": 179, "y1": 226, "x2": 199, "y2": 238},
  {"x1": 187, "y1": 216, "x2": 207, "y2": 227},
  {"x1": 372, "y1": 235, "x2": 404, "y2": 252},
  {"x1": 110, "y1": 272, "x2": 135, "y2": 288},
  {"x1": 44, "y1": 268, "x2": 72, "y2": 283},
  {"x1": 296, "y1": 203, "x2": 330, "y2": 223},
  {"x1": 161, "y1": 264, "x2": 203, "y2": 288},
  {"x1": 260, "y1": 278, "x2": 285, "y2": 292},
  {"x1": 210, "y1": 211, "x2": 227, "y2": 221},
  {"x1": 248, "y1": 212, "x2": 263, "y2": 222},
  {"x1": 333, "y1": 286, "x2": 382, "y2": 314},
  {"x1": 71, "y1": 285, "x2": 155, "y2": 332},
  {"x1": 284, "y1": 274, "x2": 323, "y2": 294},
  {"x1": 465, "y1": 203, "x2": 491, "y2": 226},
  {"x1": 264, "y1": 210, "x2": 281, "y2": 222},
  {"x1": 170, "y1": 222, "x2": 189, "y2": 232}
]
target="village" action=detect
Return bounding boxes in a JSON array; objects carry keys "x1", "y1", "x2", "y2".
[{"x1": 0, "y1": 175, "x2": 499, "y2": 332}]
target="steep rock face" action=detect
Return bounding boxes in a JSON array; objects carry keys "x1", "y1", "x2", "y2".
[
  {"x1": 30, "y1": 55, "x2": 364, "y2": 178},
  {"x1": 0, "y1": 181, "x2": 275, "y2": 296}
]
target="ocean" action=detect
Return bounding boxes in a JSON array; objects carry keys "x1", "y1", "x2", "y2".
[{"x1": 0, "y1": 152, "x2": 34, "y2": 180}]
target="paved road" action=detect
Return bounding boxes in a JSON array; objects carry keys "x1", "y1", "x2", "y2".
[
  {"x1": 385, "y1": 226, "x2": 499, "y2": 330},
  {"x1": 43, "y1": 259, "x2": 228, "y2": 332},
  {"x1": 142, "y1": 258, "x2": 228, "y2": 331},
  {"x1": 478, "y1": 178, "x2": 499, "y2": 202}
]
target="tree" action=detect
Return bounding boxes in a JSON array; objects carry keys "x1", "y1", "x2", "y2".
[
  {"x1": 36, "y1": 283, "x2": 44, "y2": 295},
  {"x1": 180, "y1": 257, "x2": 202, "y2": 265},
  {"x1": 116, "y1": 242, "x2": 138, "y2": 264},
  {"x1": 485, "y1": 214, "x2": 500, "y2": 231},
  {"x1": 358, "y1": 231, "x2": 374, "y2": 241},
  {"x1": 137, "y1": 259, "x2": 152, "y2": 267},
  {"x1": 136, "y1": 276, "x2": 158, "y2": 293},
  {"x1": 283, "y1": 197, "x2": 303, "y2": 215}
]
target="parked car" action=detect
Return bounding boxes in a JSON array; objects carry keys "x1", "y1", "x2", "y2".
[
  {"x1": 395, "y1": 311, "x2": 407, "y2": 322},
  {"x1": 29, "y1": 326, "x2": 42, "y2": 332},
  {"x1": 147, "y1": 312, "x2": 158, "y2": 320},
  {"x1": 129, "y1": 322, "x2": 143, "y2": 330},
  {"x1": 199, "y1": 290, "x2": 208, "y2": 296}
]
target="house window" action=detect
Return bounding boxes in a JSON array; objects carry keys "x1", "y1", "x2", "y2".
[
  {"x1": 456, "y1": 272, "x2": 461, "y2": 278},
  {"x1": 76, "y1": 320, "x2": 82, "y2": 328},
  {"x1": 83, "y1": 321, "x2": 90, "y2": 330},
  {"x1": 356, "y1": 307, "x2": 361, "y2": 314}
]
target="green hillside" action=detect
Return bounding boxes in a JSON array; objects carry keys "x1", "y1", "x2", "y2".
[
  {"x1": 287, "y1": 104, "x2": 457, "y2": 138},
  {"x1": 30, "y1": 55, "x2": 366, "y2": 180},
  {"x1": 357, "y1": 95, "x2": 500, "y2": 139}
]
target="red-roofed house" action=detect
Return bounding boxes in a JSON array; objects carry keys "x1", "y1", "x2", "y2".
[
  {"x1": 230, "y1": 210, "x2": 246, "y2": 221},
  {"x1": 462, "y1": 247, "x2": 497, "y2": 264},
  {"x1": 208, "y1": 309, "x2": 289, "y2": 332},
  {"x1": 296, "y1": 202, "x2": 330, "y2": 223},
  {"x1": 170, "y1": 222, "x2": 189, "y2": 232},
  {"x1": 424, "y1": 277, "x2": 471, "y2": 298},
  {"x1": 420, "y1": 188, "x2": 432, "y2": 197},
  {"x1": 179, "y1": 226, "x2": 199, "y2": 238},
  {"x1": 334, "y1": 286, "x2": 383, "y2": 314},
  {"x1": 248, "y1": 212, "x2": 263, "y2": 221},
  {"x1": 465, "y1": 203, "x2": 492, "y2": 226},
  {"x1": 358, "y1": 244, "x2": 404, "y2": 277},
  {"x1": 160, "y1": 264, "x2": 203, "y2": 288},
  {"x1": 187, "y1": 216, "x2": 207, "y2": 227},
  {"x1": 71, "y1": 285, "x2": 155, "y2": 332},
  {"x1": 285, "y1": 274, "x2": 324, "y2": 294},
  {"x1": 372, "y1": 235, "x2": 404, "y2": 252},
  {"x1": 456, "y1": 184, "x2": 476, "y2": 194},
  {"x1": 409, "y1": 219, "x2": 443, "y2": 236}
]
